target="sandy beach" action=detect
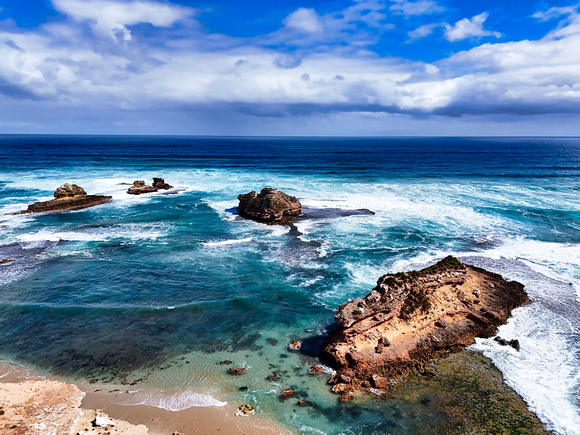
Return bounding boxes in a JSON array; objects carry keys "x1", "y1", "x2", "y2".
[{"x1": 0, "y1": 361, "x2": 289, "y2": 435}]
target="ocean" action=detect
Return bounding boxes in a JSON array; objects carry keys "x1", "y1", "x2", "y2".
[{"x1": 0, "y1": 136, "x2": 579, "y2": 434}]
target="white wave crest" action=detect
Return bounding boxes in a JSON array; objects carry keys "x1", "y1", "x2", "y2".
[
  {"x1": 203, "y1": 237, "x2": 252, "y2": 247},
  {"x1": 470, "y1": 304, "x2": 580, "y2": 434}
]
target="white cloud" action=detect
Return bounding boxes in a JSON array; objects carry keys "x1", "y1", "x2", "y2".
[
  {"x1": 0, "y1": 0, "x2": 580, "y2": 135},
  {"x1": 283, "y1": 8, "x2": 324, "y2": 34},
  {"x1": 444, "y1": 12, "x2": 501, "y2": 42},
  {"x1": 52, "y1": 0, "x2": 194, "y2": 41},
  {"x1": 277, "y1": 0, "x2": 390, "y2": 46},
  {"x1": 533, "y1": 5, "x2": 579, "y2": 21},
  {"x1": 390, "y1": 0, "x2": 444, "y2": 16},
  {"x1": 408, "y1": 23, "x2": 439, "y2": 40}
]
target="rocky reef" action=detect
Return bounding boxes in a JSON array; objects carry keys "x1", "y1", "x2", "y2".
[
  {"x1": 127, "y1": 178, "x2": 173, "y2": 195},
  {"x1": 321, "y1": 256, "x2": 529, "y2": 402},
  {"x1": 20, "y1": 184, "x2": 112, "y2": 214},
  {"x1": 237, "y1": 188, "x2": 301, "y2": 224}
]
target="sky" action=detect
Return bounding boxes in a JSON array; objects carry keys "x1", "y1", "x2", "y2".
[{"x1": 1, "y1": 0, "x2": 580, "y2": 136}]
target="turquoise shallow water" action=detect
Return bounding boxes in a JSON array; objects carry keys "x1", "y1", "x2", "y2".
[{"x1": 0, "y1": 136, "x2": 579, "y2": 434}]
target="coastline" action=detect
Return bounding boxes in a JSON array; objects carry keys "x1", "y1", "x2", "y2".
[
  {"x1": 0, "y1": 360, "x2": 290, "y2": 435},
  {"x1": 0, "y1": 349, "x2": 552, "y2": 434}
]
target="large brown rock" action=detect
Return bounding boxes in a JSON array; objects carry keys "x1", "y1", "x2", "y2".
[
  {"x1": 322, "y1": 256, "x2": 529, "y2": 394},
  {"x1": 237, "y1": 188, "x2": 301, "y2": 224},
  {"x1": 21, "y1": 184, "x2": 111, "y2": 214},
  {"x1": 54, "y1": 183, "x2": 86, "y2": 198},
  {"x1": 127, "y1": 180, "x2": 157, "y2": 195}
]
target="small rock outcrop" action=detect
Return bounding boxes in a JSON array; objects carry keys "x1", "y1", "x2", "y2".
[
  {"x1": 279, "y1": 389, "x2": 295, "y2": 399},
  {"x1": 54, "y1": 183, "x2": 86, "y2": 198},
  {"x1": 288, "y1": 340, "x2": 302, "y2": 351},
  {"x1": 127, "y1": 180, "x2": 157, "y2": 195},
  {"x1": 495, "y1": 337, "x2": 521, "y2": 351},
  {"x1": 235, "y1": 403, "x2": 255, "y2": 416},
  {"x1": 21, "y1": 184, "x2": 112, "y2": 214},
  {"x1": 322, "y1": 256, "x2": 529, "y2": 401},
  {"x1": 309, "y1": 365, "x2": 323, "y2": 375},
  {"x1": 237, "y1": 188, "x2": 301, "y2": 224},
  {"x1": 228, "y1": 366, "x2": 247, "y2": 375},
  {"x1": 153, "y1": 177, "x2": 173, "y2": 190},
  {"x1": 127, "y1": 178, "x2": 173, "y2": 195}
]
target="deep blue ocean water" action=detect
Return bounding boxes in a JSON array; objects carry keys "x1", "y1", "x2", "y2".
[{"x1": 0, "y1": 136, "x2": 579, "y2": 434}]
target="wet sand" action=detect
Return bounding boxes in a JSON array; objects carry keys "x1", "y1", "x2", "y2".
[{"x1": 0, "y1": 361, "x2": 289, "y2": 435}]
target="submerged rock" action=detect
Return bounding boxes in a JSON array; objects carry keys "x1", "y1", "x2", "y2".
[
  {"x1": 309, "y1": 365, "x2": 323, "y2": 375},
  {"x1": 288, "y1": 340, "x2": 302, "y2": 351},
  {"x1": 228, "y1": 366, "x2": 247, "y2": 375},
  {"x1": 322, "y1": 256, "x2": 530, "y2": 399},
  {"x1": 279, "y1": 389, "x2": 295, "y2": 399},
  {"x1": 266, "y1": 373, "x2": 281, "y2": 382},
  {"x1": 238, "y1": 188, "x2": 301, "y2": 224},
  {"x1": 20, "y1": 184, "x2": 111, "y2": 214}
]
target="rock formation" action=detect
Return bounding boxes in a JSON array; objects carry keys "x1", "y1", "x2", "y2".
[
  {"x1": 127, "y1": 178, "x2": 173, "y2": 195},
  {"x1": 228, "y1": 366, "x2": 247, "y2": 375},
  {"x1": 20, "y1": 184, "x2": 111, "y2": 214},
  {"x1": 152, "y1": 177, "x2": 173, "y2": 190},
  {"x1": 54, "y1": 183, "x2": 86, "y2": 198},
  {"x1": 279, "y1": 389, "x2": 295, "y2": 399},
  {"x1": 321, "y1": 256, "x2": 529, "y2": 402},
  {"x1": 0, "y1": 380, "x2": 147, "y2": 434},
  {"x1": 235, "y1": 403, "x2": 255, "y2": 416},
  {"x1": 127, "y1": 180, "x2": 157, "y2": 195},
  {"x1": 288, "y1": 340, "x2": 302, "y2": 351},
  {"x1": 237, "y1": 188, "x2": 301, "y2": 224}
]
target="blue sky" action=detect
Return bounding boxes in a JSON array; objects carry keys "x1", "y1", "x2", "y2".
[{"x1": 1, "y1": 0, "x2": 580, "y2": 135}]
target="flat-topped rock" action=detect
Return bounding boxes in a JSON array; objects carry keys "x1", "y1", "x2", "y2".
[
  {"x1": 20, "y1": 184, "x2": 111, "y2": 214},
  {"x1": 321, "y1": 256, "x2": 530, "y2": 401},
  {"x1": 237, "y1": 188, "x2": 301, "y2": 224}
]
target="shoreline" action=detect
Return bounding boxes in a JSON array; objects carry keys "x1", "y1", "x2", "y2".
[
  {"x1": 0, "y1": 349, "x2": 552, "y2": 434},
  {"x1": 0, "y1": 360, "x2": 290, "y2": 435}
]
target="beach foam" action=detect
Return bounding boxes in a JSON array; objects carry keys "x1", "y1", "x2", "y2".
[{"x1": 117, "y1": 390, "x2": 227, "y2": 410}]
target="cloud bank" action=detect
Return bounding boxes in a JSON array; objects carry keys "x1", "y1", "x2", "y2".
[{"x1": 0, "y1": 0, "x2": 579, "y2": 135}]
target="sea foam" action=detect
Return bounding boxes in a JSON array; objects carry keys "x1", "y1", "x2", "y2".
[{"x1": 116, "y1": 390, "x2": 227, "y2": 410}]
